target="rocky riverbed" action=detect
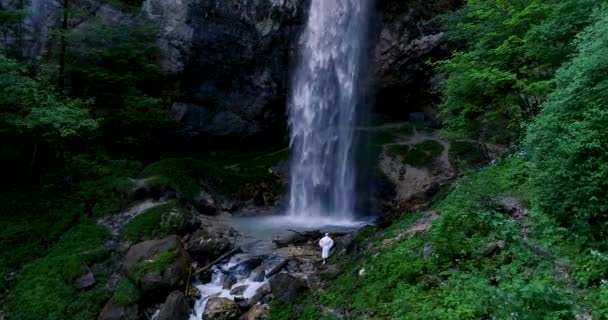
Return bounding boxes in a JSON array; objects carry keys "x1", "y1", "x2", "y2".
[{"x1": 95, "y1": 196, "x2": 366, "y2": 320}]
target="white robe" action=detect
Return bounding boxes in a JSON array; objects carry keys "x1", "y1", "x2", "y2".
[{"x1": 319, "y1": 236, "x2": 334, "y2": 259}]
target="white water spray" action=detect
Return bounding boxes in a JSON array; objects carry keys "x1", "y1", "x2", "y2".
[{"x1": 287, "y1": 0, "x2": 371, "y2": 220}]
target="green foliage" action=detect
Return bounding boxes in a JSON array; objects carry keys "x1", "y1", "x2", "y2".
[
  {"x1": 69, "y1": 156, "x2": 142, "y2": 216},
  {"x1": 270, "y1": 159, "x2": 588, "y2": 319},
  {"x1": 0, "y1": 55, "x2": 98, "y2": 146},
  {"x1": 524, "y1": 7, "x2": 608, "y2": 242},
  {"x1": 437, "y1": 0, "x2": 601, "y2": 144},
  {"x1": 449, "y1": 140, "x2": 487, "y2": 172},
  {"x1": 4, "y1": 222, "x2": 111, "y2": 320},
  {"x1": 121, "y1": 200, "x2": 183, "y2": 242},
  {"x1": 114, "y1": 277, "x2": 140, "y2": 306},
  {"x1": 65, "y1": 13, "x2": 159, "y2": 104}
]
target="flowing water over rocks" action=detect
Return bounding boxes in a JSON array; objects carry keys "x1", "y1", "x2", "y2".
[{"x1": 287, "y1": 0, "x2": 372, "y2": 220}]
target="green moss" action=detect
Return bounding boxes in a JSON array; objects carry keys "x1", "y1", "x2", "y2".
[
  {"x1": 4, "y1": 222, "x2": 112, "y2": 320},
  {"x1": 121, "y1": 200, "x2": 182, "y2": 242},
  {"x1": 140, "y1": 157, "x2": 282, "y2": 202},
  {"x1": 133, "y1": 248, "x2": 176, "y2": 280},
  {"x1": 114, "y1": 277, "x2": 140, "y2": 306}
]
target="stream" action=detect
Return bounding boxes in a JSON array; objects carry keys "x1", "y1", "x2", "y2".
[{"x1": 186, "y1": 214, "x2": 371, "y2": 319}]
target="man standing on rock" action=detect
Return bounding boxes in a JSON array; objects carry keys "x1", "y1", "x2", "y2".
[{"x1": 319, "y1": 233, "x2": 334, "y2": 264}]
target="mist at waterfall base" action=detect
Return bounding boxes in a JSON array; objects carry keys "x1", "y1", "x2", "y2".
[{"x1": 286, "y1": 0, "x2": 373, "y2": 226}]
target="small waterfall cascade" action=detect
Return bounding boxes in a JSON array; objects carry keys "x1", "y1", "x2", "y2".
[{"x1": 287, "y1": 0, "x2": 371, "y2": 220}]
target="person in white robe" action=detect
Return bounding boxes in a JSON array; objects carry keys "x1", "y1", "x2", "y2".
[{"x1": 319, "y1": 233, "x2": 334, "y2": 264}]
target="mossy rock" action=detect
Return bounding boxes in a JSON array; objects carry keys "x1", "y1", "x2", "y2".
[
  {"x1": 387, "y1": 140, "x2": 444, "y2": 168},
  {"x1": 122, "y1": 201, "x2": 194, "y2": 242},
  {"x1": 123, "y1": 235, "x2": 190, "y2": 299},
  {"x1": 139, "y1": 158, "x2": 283, "y2": 205}
]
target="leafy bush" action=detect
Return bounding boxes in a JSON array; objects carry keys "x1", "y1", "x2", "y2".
[
  {"x1": 524, "y1": 7, "x2": 608, "y2": 242},
  {"x1": 437, "y1": 0, "x2": 600, "y2": 144}
]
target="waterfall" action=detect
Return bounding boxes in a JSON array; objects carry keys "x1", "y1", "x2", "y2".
[{"x1": 287, "y1": 0, "x2": 371, "y2": 220}]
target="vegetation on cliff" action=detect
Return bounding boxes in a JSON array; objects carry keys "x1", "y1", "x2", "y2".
[{"x1": 270, "y1": 1, "x2": 608, "y2": 319}]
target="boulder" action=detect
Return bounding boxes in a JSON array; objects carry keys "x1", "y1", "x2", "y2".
[
  {"x1": 160, "y1": 206, "x2": 197, "y2": 235},
  {"x1": 244, "y1": 304, "x2": 268, "y2": 320},
  {"x1": 229, "y1": 256, "x2": 263, "y2": 277},
  {"x1": 222, "y1": 274, "x2": 237, "y2": 290},
  {"x1": 247, "y1": 283, "x2": 271, "y2": 306},
  {"x1": 249, "y1": 265, "x2": 265, "y2": 282},
  {"x1": 73, "y1": 265, "x2": 96, "y2": 289},
  {"x1": 203, "y1": 297, "x2": 239, "y2": 320},
  {"x1": 230, "y1": 285, "x2": 248, "y2": 296},
  {"x1": 263, "y1": 256, "x2": 288, "y2": 278},
  {"x1": 268, "y1": 273, "x2": 307, "y2": 304},
  {"x1": 123, "y1": 235, "x2": 190, "y2": 298},
  {"x1": 194, "y1": 190, "x2": 218, "y2": 215},
  {"x1": 155, "y1": 291, "x2": 189, "y2": 320},
  {"x1": 187, "y1": 229, "x2": 233, "y2": 262},
  {"x1": 97, "y1": 298, "x2": 138, "y2": 320},
  {"x1": 333, "y1": 234, "x2": 354, "y2": 256}
]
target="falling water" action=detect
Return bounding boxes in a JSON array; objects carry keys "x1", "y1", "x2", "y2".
[{"x1": 287, "y1": 0, "x2": 371, "y2": 220}]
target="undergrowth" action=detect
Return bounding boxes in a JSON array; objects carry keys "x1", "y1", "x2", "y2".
[{"x1": 269, "y1": 158, "x2": 605, "y2": 319}]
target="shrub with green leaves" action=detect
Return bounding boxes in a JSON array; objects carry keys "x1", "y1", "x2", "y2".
[
  {"x1": 437, "y1": 0, "x2": 600, "y2": 144},
  {"x1": 525, "y1": 7, "x2": 608, "y2": 242}
]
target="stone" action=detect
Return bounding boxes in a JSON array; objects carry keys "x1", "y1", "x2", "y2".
[
  {"x1": 263, "y1": 256, "x2": 288, "y2": 278},
  {"x1": 123, "y1": 235, "x2": 190, "y2": 298},
  {"x1": 249, "y1": 265, "x2": 265, "y2": 282},
  {"x1": 160, "y1": 206, "x2": 195, "y2": 235},
  {"x1": 247, "y1": 283, "x2": 271, "y2": 306},
  {"x1": 244, "y1": 303, "x2": 269, "y2": 320},
  {"x1": 188, "y1": 286, "x2": 201, "y2": 299},
  {"x1": 268, "y1": 273, "x2": 307, "y2": 304},
  {"x1": 230, "y1": 256, "x2": 263, "y2": 278},
  {"x1": 423, "y1": 242, "x2": 434, "y2": 260},
  {"x1": 187, "y1": 229, "x2": 233, "y2": 263},
  {"x1": 194, "y1": 190, "x2": 218, "y2": 215},
  {"x1": 97, "y1": 298, "x2": 138, "y2": 320},
  {"x1": 203, "y1": 297, "x2": 239, "y2": 320},
  {"x1": 73, "y1": 265, "x2": 96, "y2": 289},
  {"x1": 222, "y1": 274, "x2": 237, "y2": 290},
  {"x1": 156, "y1": 291, "x2": 189, "y2": 320},
  {"x1": 334, "y1": 234, "x2": 354, "y2": 255},
  {"x1": 230, "y1": 285, "x2": 248, "y2": 296}
]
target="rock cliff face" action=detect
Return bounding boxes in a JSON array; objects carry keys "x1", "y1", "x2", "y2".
[
  {"x1": 144, "y1": 0, "x2": 306, "y2": 144},
  {"x1": 373, "y1": 0, "x2": 462, "y2": 118},
  {"x1": 144, "y1": 0, "x2": 461, "y2": 142}
]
